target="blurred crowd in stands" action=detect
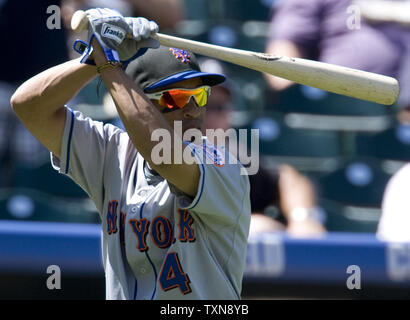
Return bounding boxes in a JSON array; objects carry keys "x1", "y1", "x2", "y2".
[{"x1": 1, "y1": 0, "x2": 410, "y2": 241}]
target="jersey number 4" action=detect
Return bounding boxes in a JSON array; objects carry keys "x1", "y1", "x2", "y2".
[{"x1": 159, "y1": 252, "x2": 191, "y2": 295}]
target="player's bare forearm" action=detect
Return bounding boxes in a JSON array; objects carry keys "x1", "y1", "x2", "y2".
[
  {"x1": 93, "y1": 42, "x2": 200, "y2": 196},
  {"x1": 11, "y1": 59, "x2": 97, "y2": 117},
  {"x1": 92, "y1": 44, "x2": 174, "y2": 161},
  {"x1": 10, "y1": 59, "x2": 98, "y2": 156}
]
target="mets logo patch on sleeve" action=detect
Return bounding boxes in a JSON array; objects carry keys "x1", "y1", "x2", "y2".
[{"x1": 198, "y1": 144, "x2": 225, "y2": 167}]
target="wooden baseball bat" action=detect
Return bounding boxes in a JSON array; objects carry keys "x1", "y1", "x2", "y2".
[{"x1": 71, "y1": 10, "x2": 399, "y2": 105}]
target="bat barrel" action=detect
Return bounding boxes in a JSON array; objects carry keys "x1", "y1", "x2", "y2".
[
  {"x1": 258, "y1": 56, "x2": 399, "y2": 105},
  {"x1": 154, "y1": 33, "x2": 399, "y2": 105}
]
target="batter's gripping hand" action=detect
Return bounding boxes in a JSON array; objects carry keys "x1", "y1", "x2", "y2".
[
  {"x1": 76, "y1": 8, "x2": 159, "y2": 66},
  {"x1": 79, "y1": 8, "x2": 128, "y2": 64},
  {"x1": 121, "y1": 17, "x2": 160, "y2": 65}
]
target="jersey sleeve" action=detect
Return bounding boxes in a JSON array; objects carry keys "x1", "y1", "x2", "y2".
[
  {"x1": 176, "y1": 141, "x2": 251, "y2": 225},
  {"x1": 51, "y1": 107, "x2": 127, "y2": 212}
]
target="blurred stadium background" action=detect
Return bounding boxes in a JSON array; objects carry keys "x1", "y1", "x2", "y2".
[{"x1": 1, "y1": 0, "x2": 410, "y2": 299}]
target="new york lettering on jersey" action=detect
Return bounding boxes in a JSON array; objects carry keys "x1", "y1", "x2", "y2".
[{"x1": 106, "y1": 201, "x2": 196, "y2": 295}]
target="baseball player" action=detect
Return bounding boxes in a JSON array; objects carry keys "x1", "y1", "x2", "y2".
[{"x1": 10, "y1": 8, "x2": 251, "y2": 300}]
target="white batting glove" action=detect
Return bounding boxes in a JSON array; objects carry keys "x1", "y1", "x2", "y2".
[
  {"x1": 118, "y1": 17, "x2": 160, "y2": 65},
  {"x1": 80, "y1": 8, "x2": 128, "y2": 63},
  {"x1": 126, "y1": 17, "x2": 159, "y2": 41}
]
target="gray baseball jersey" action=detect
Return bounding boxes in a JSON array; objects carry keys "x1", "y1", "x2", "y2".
[{"x1": 51, "y1": 107, "x2": 251, "y2": 300}]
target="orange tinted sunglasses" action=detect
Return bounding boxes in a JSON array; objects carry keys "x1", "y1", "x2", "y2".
[{"x1": 146, "y1": 86, "x2": 211, "y2": 110}]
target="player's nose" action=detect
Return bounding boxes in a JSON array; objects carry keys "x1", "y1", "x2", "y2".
[{"x1": 183, "y1": 99, "x2": 205, "y2": 118}]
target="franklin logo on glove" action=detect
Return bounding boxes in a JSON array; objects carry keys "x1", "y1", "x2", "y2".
[{"x1": 101, "y1": 23, "x2": 125, "y2": 44}]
